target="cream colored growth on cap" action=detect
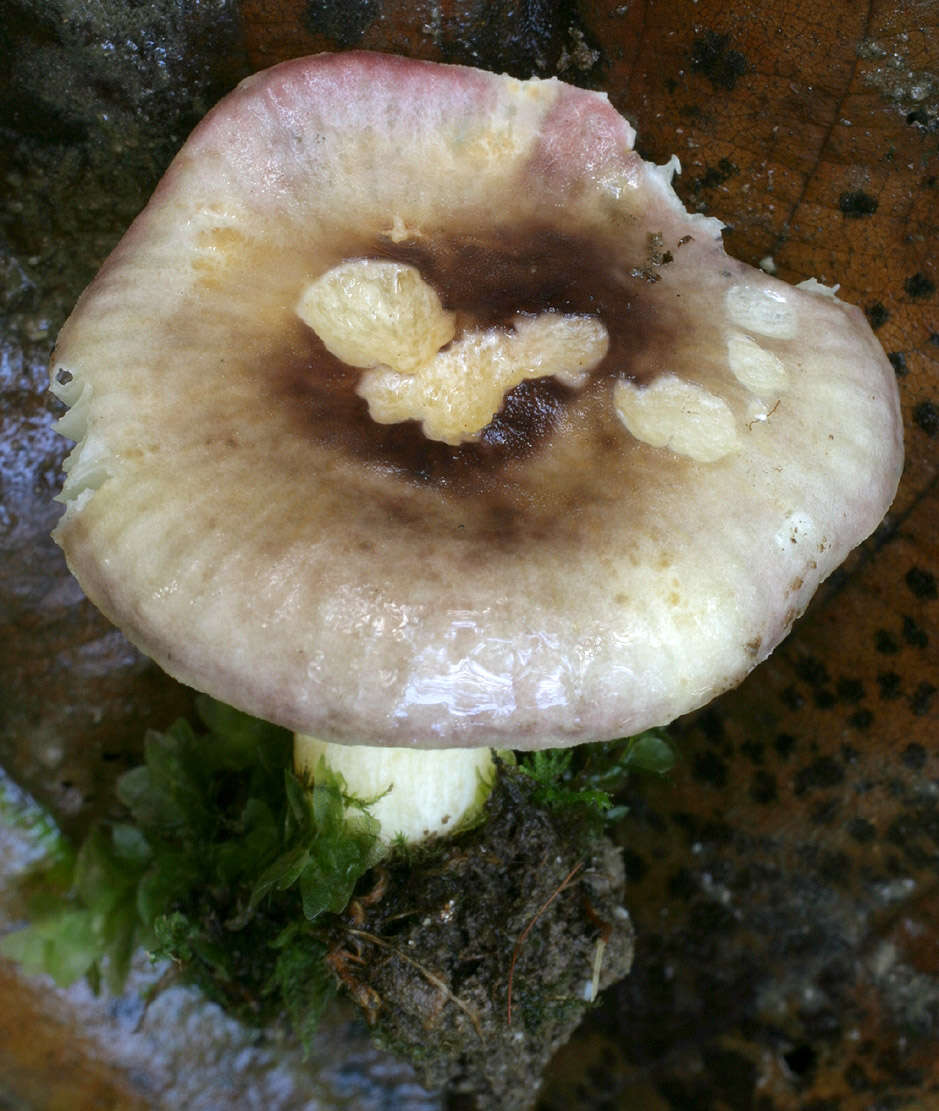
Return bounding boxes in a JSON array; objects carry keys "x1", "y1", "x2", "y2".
[{"x1": 299, "y1": 257, "x2": 609, "y2": 445}]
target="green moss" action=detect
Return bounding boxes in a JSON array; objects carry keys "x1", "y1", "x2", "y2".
[
  {"x1": 518, "y1": 728, "x2": 675, "y2": 826},
  {"x1": 2, "y1": 702, "x2": 671, "y2": 1072},
  {"x1": 1, "y1": 697, "x2": 380, "y2": 1046}
]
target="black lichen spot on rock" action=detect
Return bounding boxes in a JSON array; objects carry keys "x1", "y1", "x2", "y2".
[
  {"x1": 910, "y1": 681, "x2": 937, "y2": 716},
  {"x1": 750, "y1": 769, "x2": 778, "y2": 805},
  {"x1": 847, "y1": 817, "x2": 876, "y2": 844},
  {"x1": 670, "y1": 810, "x2": 700, "y2": 841},
  {"x1": 783, "y1": 1042, "x2": 818, "y2": 1077},
  {"x1": 739, "y1": 739, "x2": 764, "y2": 765},
  {"x1": 693, "y1": 750, "x2": 728, "y2": 788},
  {"x1": 814, "y1": 689, "x2": 837, "y2": 710},
  {"x1": 904, "y1": 272, "x2": 936, "y2": 299},
  {"x1": 697, "y1": 706, "x2": 726, "y2": 743},
  {"x1": 875, "y1": 628, "x2": 900, "y2": 654},
  {"x1": 795, "y1": 654, "x2": 830, "y2": 688},
  {"x1": 865, "y1": 302, "x2": 889, "y2": 329},
  {"x1": 839, "y1": 190, "x2": 879, "y2": 217},
  {"x1": 911, "y1": 397, "x2": 937, "y2": 435},
  {"x1": 902, "y1": 615, "x2": 929, "y2": 648},
  {"x1": 690, "y1": 31, "x2": 748, "y2": 91},
  {"x1": 824, "y1": 564, "x2": 850, "y2": 594},
  {"x1": 775, "y1": 732, "x2": 796, "y2": 759},
  {"x1": 877, "y1": 670, "x2": 903, "y2": 700},
  {"x1": 913, "y1": 400, "x2": 938, "y2": 437},
  {"x1": 303, "y1": 0, "x2": 378, "y2": 46},
  {"x1": 794, "y1": 756, "x2": 844, "y2": 796},
  {"x1": 901, "y1": 743, "x2": 927, "y2": 771},
  {"x1": 905, "y1": 565, "x2": 937, "y2": 600},
  {"x1": 847, "y1": 708, "x2": 874, "y2": 731},
  {"x1": 907, "y1": 108, "x2": 932, "y2": 127},
  {"x1": 886, "y1": 803, "x2": 939, "y2": 865},
  {"x1": 781, "y1": 685, "x2": 805, "y2": 710},
  {"x1": 836, "y1": 677, "x2": 865, "y2": 703},
  {"x1": 888, "y1": 351, "x2": 907, "y2": 376}
]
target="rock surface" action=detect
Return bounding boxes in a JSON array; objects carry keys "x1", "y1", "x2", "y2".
[{"x1": 1, "y1": 1, "x2": 936, "y2": 1109}]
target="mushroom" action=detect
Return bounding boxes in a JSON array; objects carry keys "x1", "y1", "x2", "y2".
[{"x1": 49, "y1": 52, "x2": 902, "y2": 844}]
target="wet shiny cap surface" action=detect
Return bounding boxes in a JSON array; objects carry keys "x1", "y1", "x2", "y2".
[{"x1": 49, "y1": 52, "x2": 903, "y2": 749}]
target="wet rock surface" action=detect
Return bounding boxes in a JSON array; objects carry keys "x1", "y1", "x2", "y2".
[
  {"x1": 2, "y1": 2, "x2": 937, "y2": 1109},
  {"x1": 0, "y1": 0, "x2": 249, "y2": 840}
]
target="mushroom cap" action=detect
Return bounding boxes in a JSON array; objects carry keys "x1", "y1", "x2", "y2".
[{"x1": 50, "y1": 52, "x2": 903, "y2": 750}]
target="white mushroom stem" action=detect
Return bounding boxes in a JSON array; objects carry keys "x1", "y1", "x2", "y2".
[{"x1": 293, "y1": 734, "x2": 495, "y2": 846}]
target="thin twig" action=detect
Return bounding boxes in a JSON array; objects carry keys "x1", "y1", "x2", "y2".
[
  {"x1": 133, "y1": 964, "x2": 181, "y2": 1033},
  {"x1": 347, "y1": 927, "x2": 483, "y2": 1040},
  {"x1": 506, "y1": 859, "x2": 584, "y2": 1026},
  {"x1": 588, "y1": 936, "x2": 607, "y2": 1003},
  {"x1": 582, "y1": 895, "x2": 614, "y2": 1004}
]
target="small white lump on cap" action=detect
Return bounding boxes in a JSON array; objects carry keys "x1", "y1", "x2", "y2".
[
  {"x1": 613, "y1": 375, "x2": 741, "y2": 463},
  {"x1": 726, "y1": 332, "x2": 789, "y2": 396},
  {"x1": 725, "y1": 283, "x2": 798, "y2": 339},
  {"x1": 297, "y1": 259, "x2": 456, "y2": 373}
]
